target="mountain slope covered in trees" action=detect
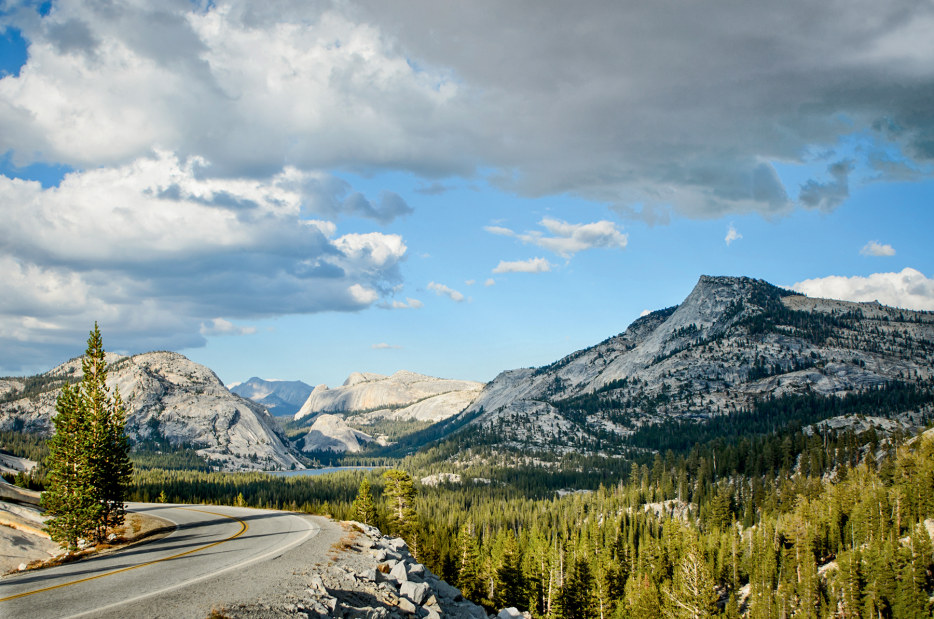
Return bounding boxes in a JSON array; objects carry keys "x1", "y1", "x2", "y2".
[{"x1": 437, "y1": 275, "x2": 934, "y2": 457}]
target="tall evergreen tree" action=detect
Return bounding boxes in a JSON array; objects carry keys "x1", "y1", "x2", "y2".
[
  {"x1": 81, "y1": 324, "x2": 133, "y2": 540},
  {"x1": 41, "y1": 324, "x2": 133, "y2": 547},
  {"x1": 623, "y1": 573, "x2": 662, "y2": 619},
  {"x1": 352, "y1": 477, "x2": 377, "y2": 526},
  {"x1": 457, "y1": 522, "x2": 485, "y2": 603},
  {"x1": 557, "y1": 555, "x2": 594, "y2": 619},
  {"x1": 666, "y1": 533, "x2": 717, "y2": 618},
  {"x1": 894, "y1": 523, "x2": 933, "y2": 618},
  {"x1": 493, "y1": 529, "x2": 524, "y2": 609},
  {"x1": 382, "y1": 469, "x2": 418, "y2": 553},
  {"x1": 41, "y1": 383, "x2": 101, "y2": 550}
]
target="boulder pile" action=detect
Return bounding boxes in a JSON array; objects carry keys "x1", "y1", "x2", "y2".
[{"x1": 221, "y1": 521, "x2": 488, "y2": 618}]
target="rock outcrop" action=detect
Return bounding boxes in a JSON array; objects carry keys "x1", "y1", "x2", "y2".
[
  {"x1": 299, "y1": 414, "x2": 378, "y2": 453},
  {"x1": 457, "y1": 275, "x2": 934, "y2": 453},
  {"x1": 0, "y1": 351, "x2": 302, "y2": 471},
  {"x1": 294, "y1": 370, "x2": 483, "y2": 423}
]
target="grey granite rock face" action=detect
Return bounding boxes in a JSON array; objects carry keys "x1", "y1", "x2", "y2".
[
  {"x1": 0, "y1": 351, "x2": 301, "y2": 471},
  {"x1": 299, "y1": 413, "x2": 377, "y2": 453},
  {"x1": 458, "y1": 275, "x2": 934, "y2": 454},
  {"x1": 294, "y1": 370, "x2": 484, "y2": 422}
]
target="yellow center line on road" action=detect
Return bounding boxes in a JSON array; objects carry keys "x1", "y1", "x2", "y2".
[{"x1": 0, "y1": 507, "x2": 248, "y2": 603}]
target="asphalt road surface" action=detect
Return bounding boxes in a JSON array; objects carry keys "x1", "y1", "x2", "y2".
[{"x1": 0, "y1": 503, "x2": 334, "y2": 618}]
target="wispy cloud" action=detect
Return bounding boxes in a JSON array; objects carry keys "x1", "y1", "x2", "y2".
[
  {"x1": 427, "y1": 281, "x2": 466, "y2": 302},
  {"x1": 493, "y1": 258, "x2": 552, "y2": 274},
  {"x1": 487, "y1": 218, "x2": 627, "y2": 258},
  {"x1": 485, "y1": 225, "x2": 515, "y2": 237},
  {"x1": 380, "y1": 297, "x2": 424, "y2": 310},
  {"x1": 200, "y1": 318, "x2": 256, "y2": 337},
  {"x1": 372, "y1": 342, "x2": 402, "y2": 350},
  {"x1": 725, "y1": 224, "x2": 742, "y2": 246},
  {"x1": 799, "y1": 160, "x2": 854, "y2": 212},
  {"x1": 860, "y1": 240, "x2": 896, "y2": 257},
  {"x1": 484, "y1": 278, "x2": 496, "y2": 287}
]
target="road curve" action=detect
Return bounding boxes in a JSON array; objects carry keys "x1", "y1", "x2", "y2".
[{"x1": 0, "y1": 503, "x2": 330, "y2": 619}]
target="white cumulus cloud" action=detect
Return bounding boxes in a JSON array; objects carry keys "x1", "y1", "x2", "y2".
[
  {"x1": 792, "y1": 268, "x2": 934, "y2": 311},
  {"x1": 0, "y1": 152, "x2": 407, "y2": 372},
  {"x1": 860, "y1": 240, "x2": 896, "y2": 256}
]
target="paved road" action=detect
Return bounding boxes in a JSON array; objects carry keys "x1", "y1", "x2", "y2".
[{"x1": 0, "y1": 503, "x2": 328, "y2": 618}]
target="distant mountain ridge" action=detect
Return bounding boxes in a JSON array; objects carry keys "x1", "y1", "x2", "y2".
[
  {"x1": 295, "y1": 370, "x2": 484, "y2": 423},
  {"x1": 448, "y1": 275, "x2": 934, "y2": 454},
  {"x1": 230, "y1": 377, "x2": 313, "y2": 417},
  {"x1": 0, "y1": 351, "x2": 302, "y2": 471}
]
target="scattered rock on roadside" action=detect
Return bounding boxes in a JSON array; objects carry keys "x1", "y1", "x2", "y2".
[{"x1": 219, "y1": 521, "x2": 488, "y2": 618}]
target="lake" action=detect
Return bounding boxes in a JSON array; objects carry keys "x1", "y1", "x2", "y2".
[{"x1": 265, "y1": 466, "x2": 380, "y2": 478}]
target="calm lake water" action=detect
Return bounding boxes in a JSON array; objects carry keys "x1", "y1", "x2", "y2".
[{"x1": 265, "y1": 466, "x2": 379, "y2": 478}]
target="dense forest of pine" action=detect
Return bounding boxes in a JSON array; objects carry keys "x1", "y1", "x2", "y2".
[{"x1": 118, "y1": 414, "x2": 934, "y2": 617}]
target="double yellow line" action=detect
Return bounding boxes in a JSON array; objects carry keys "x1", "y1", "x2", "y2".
[{"x1": 0, "y1": 508, "x2": 247, "y2": 603}]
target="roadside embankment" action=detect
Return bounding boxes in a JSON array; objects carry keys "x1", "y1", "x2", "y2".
[{"x1": 219, "y1": 520, "x2": 488, "y2": 618}]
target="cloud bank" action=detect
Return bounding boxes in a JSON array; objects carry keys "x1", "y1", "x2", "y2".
[
  {"x1": 3, "y1": 1, "x2": 933, "y2": 216},
  {"x1": 0, "y1": 152, "x2": 406, "y2": 370},
  {"x1": 792, "y1": 268, "x2": 934, "y2": 311}
]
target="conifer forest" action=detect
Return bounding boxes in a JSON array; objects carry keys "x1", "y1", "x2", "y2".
[{"x1": 119, "y1": 393, "x2": 934, "y2": 618}]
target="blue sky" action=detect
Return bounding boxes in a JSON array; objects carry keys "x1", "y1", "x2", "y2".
[{"x1": 1, "y1": 1, "x2": 932, "y2": 387}]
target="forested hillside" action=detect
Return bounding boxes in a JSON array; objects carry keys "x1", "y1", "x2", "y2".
[
  {"x1": 447, "y1": 276, "x2": 934, "y2": 458},
  {"x1": 119, "y1": 401, "x2": 934, "y2": 617}
]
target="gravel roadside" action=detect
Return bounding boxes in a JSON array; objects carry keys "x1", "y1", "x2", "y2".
[{"x1": 215, "y1": 518, "x2": 488, "y2": 619}]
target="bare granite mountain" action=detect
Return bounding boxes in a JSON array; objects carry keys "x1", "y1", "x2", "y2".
[
  {"x1": 229, "y1": 376, "x2": 314, "y2": 417},
  {"x1": 298, "y1": 414, "x2": 381, "y2": 453},
  {"x1": 455, "y1": 275, "x2": 934, "y2": 453},
  {"x1": 294, "y1": 370, "x2": 484, "y2": 423},
  {"x1": 0, "y1": 351, "x2": 302, "y2": 471}
]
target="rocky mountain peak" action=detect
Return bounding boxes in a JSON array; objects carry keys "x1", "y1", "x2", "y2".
[
  {"x1": 295, "y1": 370, "x2": 484, "y2": 422},
  {"x1": 343, "y1": 372, "x2": 386, "y2": 387},
  {"x1": 299, "y1": 414, "x2": 378, "y2": 453},
  {"x1": 229, "y1": 376, "x2": 313, "y2": 417},
  {"x1": 457, "y1": 275, "x2": 934, "y2": 455},
  {"x1": 1, "y1": 351, "x2": 302, "y2": 471}
]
